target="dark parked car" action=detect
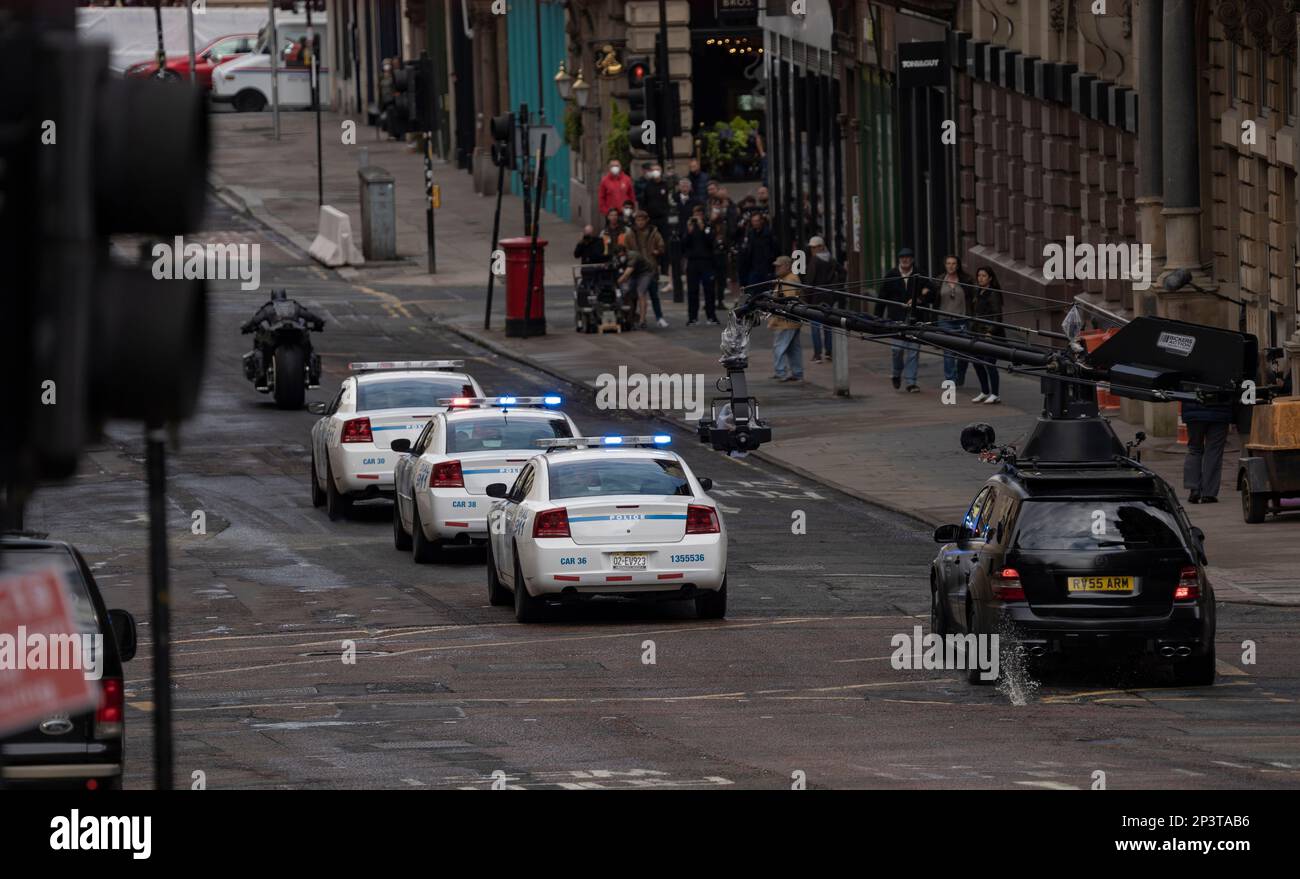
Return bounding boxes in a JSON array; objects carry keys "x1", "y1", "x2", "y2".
[
  {"x1": 929, "y1": 462, "x2": 1215, "y2": 686},
  {"x1": 0, "y1": 537, "x2": 138, "y2": 789}
]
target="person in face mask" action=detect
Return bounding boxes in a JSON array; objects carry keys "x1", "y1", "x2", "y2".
[{"x1": 598, "y1": 158, "x2": 636, "y2": 216}]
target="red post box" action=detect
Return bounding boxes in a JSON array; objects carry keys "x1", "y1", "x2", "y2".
[{"x1": 500, "y1": 236, "x2": 547, "y2": 337}]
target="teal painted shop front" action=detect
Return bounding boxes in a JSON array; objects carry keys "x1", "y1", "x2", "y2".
[{"x1": 506, "y1": 0, "x2": 571, "y2": 221}]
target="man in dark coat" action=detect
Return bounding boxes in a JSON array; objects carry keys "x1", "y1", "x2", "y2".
[{"x1": 874, "y1": 248, "x2": 930, "y2": 391}]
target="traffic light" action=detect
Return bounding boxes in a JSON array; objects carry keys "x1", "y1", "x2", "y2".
[
  {"x1": 490, "y1": 112, "x2": 518, "y2": 169},
  {"x1": 2, "y1": 3, "x2": 208, "y2": 497},
  {"x1": 626, "y1": 55, "x2": 655, "y2": 147}
]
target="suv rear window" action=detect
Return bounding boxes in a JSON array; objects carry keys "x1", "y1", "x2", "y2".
[
  {"x1": 548, "y1": 458, "x2": 690, "y2": 499},
  {"x1": 0, "y1": 546, "x2": 99, "y2": 633},
  {"x1": 1013, "y1": 500, "x2": 1185, "y2": 551},
  {"x1": 358, "y1": 377, "x2": 472, "y2": 411},
  {"x1": 447, "y1": 417, "x2": 572, "y2": 452}
]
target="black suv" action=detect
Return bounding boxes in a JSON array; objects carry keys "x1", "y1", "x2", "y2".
[
  {"x1": 1, "y1": 537, "x2": 138, "y2": 789},
  {"x1": 930, "y1": 462, "x2": 1215, "y2": 686}
]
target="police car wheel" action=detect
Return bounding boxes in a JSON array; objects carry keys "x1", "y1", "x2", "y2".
[
  {"x1": 392, "y1": 497, "x2": 412, "y2": 551},
  {"x1": 486, "y1": 542, "x2": 510, "y2": 606},
  {"x1": 411, "y1": 503, "x2": 441, "y2": 563},
  {"x1": 513, "y1": 550, "x2": 546, "y2": 623},
  {"x1": 695, "y1": 577, "x2": 727, "y2": 620},
  {"x1": 310, "y1": 453, "x2": 325, "y2": 507},
  {"x1": 325, "y1": 460, "x2": 351, "y2": 521},
  {"x1": 233, "y1": 89, "x2": 267, "y2": 113},
  {"x1": 929, "y1": 580, "x2": 948, "y2": 636}
]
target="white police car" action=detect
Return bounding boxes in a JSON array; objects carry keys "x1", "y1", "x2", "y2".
[
  {"x1": 391, "y1": 396, "x2": 582, "y2": 562},
  {"x1": 309, "y1": 361, "x2": 484, "y2": 520},
  {"x1": 484, "y1": 435, "x2": 727, "y2": 622}
]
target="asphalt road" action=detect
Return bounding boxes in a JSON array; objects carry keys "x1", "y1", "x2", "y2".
[{"x1": 24, "y1": 201, "x2": 1300, "y2": 790}]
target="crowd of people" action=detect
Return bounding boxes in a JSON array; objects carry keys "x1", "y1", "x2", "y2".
[{"x1": 575, "y1": 158, "x2": 786, "y2": 330}]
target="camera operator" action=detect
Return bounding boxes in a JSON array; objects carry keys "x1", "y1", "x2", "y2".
[{"x1": 573, "y1": 224, "x2": 606, "y2": 265}]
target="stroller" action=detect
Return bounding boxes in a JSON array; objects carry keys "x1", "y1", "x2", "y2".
[{"x1": 573, "y1": 262, "x2": 636, "y2": 333}]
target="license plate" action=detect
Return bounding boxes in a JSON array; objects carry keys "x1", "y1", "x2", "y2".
[
  {"x1": 611, "y1": 553, "x2": 647, "y2": 570},
  {"x1": 1067, "y1": 575, "x2": 1135, "y2": 593}
]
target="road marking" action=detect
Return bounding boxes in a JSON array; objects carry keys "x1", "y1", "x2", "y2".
[
  {"x1": 1015, "y1": 780, "x2": 1079, "y2": 790},
  {"x1": 1216, "y1": 659, "x2": 1248, "y2": 676},
  {"x1": 353, "y1": 283, "x2": 413, "y2": 319}
]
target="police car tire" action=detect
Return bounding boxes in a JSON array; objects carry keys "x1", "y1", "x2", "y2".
[
  {"x1": 392, "y1": 497, "x2": 412, "y2": 551},
  {"x1": 325, "y1": 460, "x2": 351, "y2": 521},
  {"x1": 310, "y1": 454, "x2": 326, "y2": 507},
  {"x1": 486, "y1": 542, "x2": 510, "y2": 606},
  {"x1": 695, "y1": 577, "x2": 727, "y2": 620},
  {"x1": 411, "y1": 504, "x2": 440, "y2": 563},
  {"x1": 233, "y1": 89, "x2": 267, "y2": 112},
  {"x1": 513, "y1": 550, "x2": 546, "y2": 623}
]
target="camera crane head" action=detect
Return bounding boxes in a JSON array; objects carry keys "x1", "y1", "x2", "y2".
[{"x1": 699, "y1": 283, "x2": 1262, "y2": 467}]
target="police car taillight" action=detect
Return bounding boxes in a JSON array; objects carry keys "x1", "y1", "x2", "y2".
[
  {"x1": 341, "y1": 417, "x2": 373, "y2": 443},
  {"x1": 992, "y1": 567, "x2": 1025, "y2": 601},
  {"x1": 1175, "y1": 565, "x2": 1200, "y2": 601},
  {"x1": 685, "y1": 505, "x2": 720, "y2": 534},
  {"x1": 533, "y1": 508, "x2": 571, "y2": 538},
  {"x1": 431, "y1": 460, "x2": 464, "y2": 488},
  {"x1": 96, "y1": 677, "x2": 124, "y2": 738}
]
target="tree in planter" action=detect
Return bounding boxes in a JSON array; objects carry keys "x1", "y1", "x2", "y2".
[{"x1": 604, "y1": 99, "x2": 631, "y2": 169}]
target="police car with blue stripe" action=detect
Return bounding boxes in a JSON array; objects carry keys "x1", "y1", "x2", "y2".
[
  {"x1": 484, "y1": 435, "x2": 728, "y2": 622},
  {"x1": 390, "y1": 396, "x2": 581, "y2": 562},
  {"x1": 309, "y1": 361, "x2": 485, "y2": 520}
]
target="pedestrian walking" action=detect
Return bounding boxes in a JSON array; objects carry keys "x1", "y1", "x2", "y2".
[
  {"x1": 1182, "y1": 401, "x2": 1233, "y2": 503},
  {"x1": 969, "y1": 266, "x2": 1005, "y2": 404},
  {"x1": 769, "y1": 255, "x2": 803, "y2": 382},
  {"x1": 687, "y1": 157, "x2": 711, "y2": 200},
  {"x1": 624, "y1": 210, "x2": 668, "y2": 327},
  {"x1": 876, "y1": 247, "x2": 929, "y2": 392},
  {"x1": 934, "y1": 254, "x2": 976, "y2": 388},
  {"x1": 683, "y1": 205, "x2": 718, "y2": 325},
  {"x1": 597, "y1": 159, "x2": 635, "y2": 216},
  {"x1": 803, "y1": 236, "x2": 843, "y2": 363}
]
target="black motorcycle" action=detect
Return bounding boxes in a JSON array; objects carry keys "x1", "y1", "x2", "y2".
[{"x1": 241, "y1": 293, "x2": 324, "y2": 409}]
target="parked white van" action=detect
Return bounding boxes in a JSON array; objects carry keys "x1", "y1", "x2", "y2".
[{"x1": 211, "y1": 15, "x2": 329, "y2": 112}]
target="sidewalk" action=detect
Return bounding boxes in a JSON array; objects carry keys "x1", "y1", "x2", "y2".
[{"x1": 209, "y1": 110, "x2": 1300, "y2": 606}]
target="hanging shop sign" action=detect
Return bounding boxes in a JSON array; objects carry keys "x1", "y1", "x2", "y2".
[{"x1": 897, "y1": 40, "x2": 948, "y2": 88}]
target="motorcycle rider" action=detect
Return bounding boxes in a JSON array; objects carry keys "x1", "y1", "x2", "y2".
[{"x1": 241, "y1": 289, "x2": 325, "y2": 390}]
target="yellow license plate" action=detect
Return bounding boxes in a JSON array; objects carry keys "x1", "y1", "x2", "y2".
[{"x1": 1067, "y1": 575, "x2": 1135, "y2": 593}]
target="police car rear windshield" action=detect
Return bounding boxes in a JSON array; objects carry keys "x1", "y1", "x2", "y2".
[
  {"x1": 548, "y1": 459, "x2": 691, "y2": 499},
  {"x1": 358, "y1": 378, "x2": 473, "y2": 412},
  {"x1": 448, "y1": 417, "x2": 572, "y2": 452},
  {"x1": 1014, "y1": 500, "x2": 1185, "y2": 551}
]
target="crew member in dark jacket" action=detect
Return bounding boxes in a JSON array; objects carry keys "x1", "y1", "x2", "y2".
[
  {"x1": 875, "y1": 248, "x2": 928, "y2": 391},
  {"x1": 969, "y1": 266, "x2": 1006, "y2": 404},
  {"x1": 1182, "y1": 401, "x2": 1233, "y2": 503},
  {"x1": 737, "y1": 212, "x2": 779, "y2": 288},
  {"x1": 803, "y1": 235, "x2": 844, "y2": 363},
  {"x1": 682, "y1": 206, "x2": 718, "y2": 325},
  {"x1": 573, "y1": 225, "x2": 606, "y2": 264}
]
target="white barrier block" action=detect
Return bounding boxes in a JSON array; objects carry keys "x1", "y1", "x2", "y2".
[{"x1": 309, "y1": 205, "x2": 365, "y2": 267}]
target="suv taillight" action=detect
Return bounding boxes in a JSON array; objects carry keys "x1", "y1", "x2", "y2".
[
  {"x1": 685, "y1": 505, "x2": 720, "y2": 534},
  {"x1": 992, "y1": 567, "x2": 1025, "y2": 601},
  {"x1": 1174, "y1": 565, "x2": 1200, "y2": 601},
  {"x1": 533, "y1": 508, "x2": 570, "y2": 538},
  {"x1": 96, "y1": 678, "x2": 124, "y2": 738},
  {"x1": 341, "y1": 417, "x2": 373, "y2": 443},
  {"x1": 431, "y1": 460, "x2": 464, "y2": 488}
]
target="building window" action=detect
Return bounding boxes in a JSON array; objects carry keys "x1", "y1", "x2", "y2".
[
  {"x1": 1229, "y1": 42, "x2": 1239, "y2": 105},
  {"x1": 1256, "y1": 46, "x2": 1269, "y2": 115}
]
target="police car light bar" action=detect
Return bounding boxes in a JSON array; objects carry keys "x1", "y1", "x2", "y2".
[
  {"x1": 534, "y1": 435, "x2": 672, "y2": 450},
  {"x1": 349, "y1": 360, "x2": 465, "y2": 373},
  {"x1": 437, "y1": 395, "x2": 563, "y2": 409}
]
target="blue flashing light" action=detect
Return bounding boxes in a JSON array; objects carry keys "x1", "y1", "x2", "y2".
[
  {"x1": 653, "y1": 435, "x2": 671, "y2": 445},
  {"x1": 603, "y1": 436, "x2": 624, "y2": 445},
  {"x1": 543, "y1": 395, "x2": 562, "y2": 406}
]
